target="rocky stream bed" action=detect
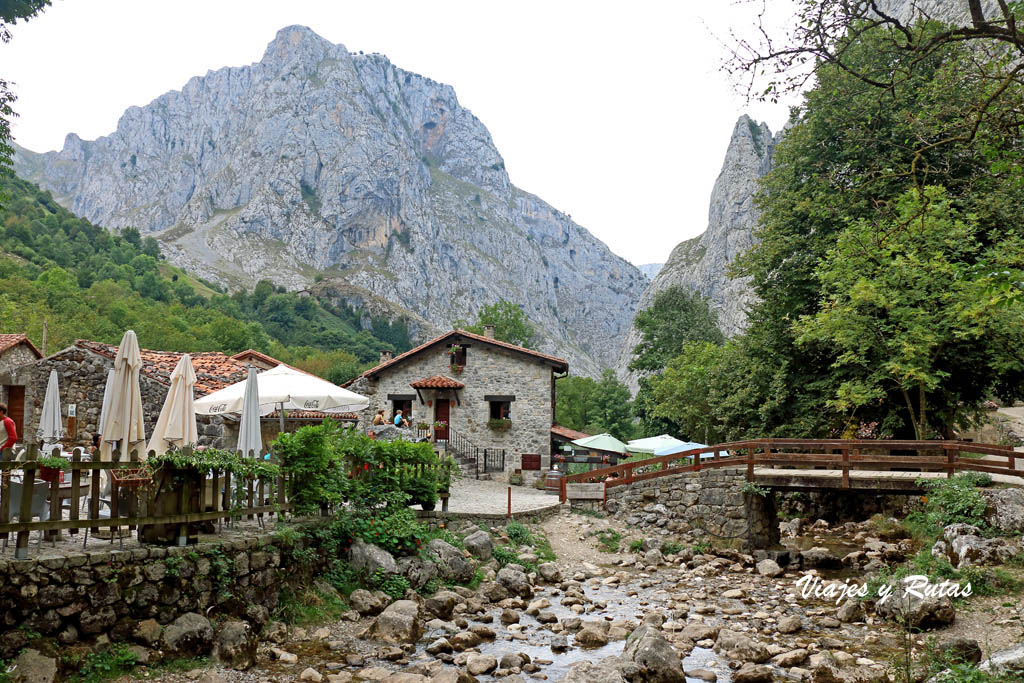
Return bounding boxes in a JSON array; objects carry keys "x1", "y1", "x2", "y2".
[{"x1": 9, "y1": 498, "x2": 1024, "y2": 683}]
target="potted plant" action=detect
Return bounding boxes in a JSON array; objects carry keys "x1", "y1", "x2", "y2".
[
  {"x1": 488, "y1": 417, "x2": 512, "y2": 431},
  {"x1": 447, "y1": 344, "x2": 464, "y2": 373},
  {"x1": 37, "y1": 455, "x2": 67, "y2": 483}
]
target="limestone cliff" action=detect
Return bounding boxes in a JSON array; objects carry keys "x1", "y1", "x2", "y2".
[
  {"x1": 13, "y1": 26, "x2": 645, "y2": 376},
  {"x1": 615, "y1": 115, "x2": 776, "y2": 390}
]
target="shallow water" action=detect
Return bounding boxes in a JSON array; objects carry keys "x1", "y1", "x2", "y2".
[{"x1": 413, "y1": 576, "x2": 734, "y2": 681}]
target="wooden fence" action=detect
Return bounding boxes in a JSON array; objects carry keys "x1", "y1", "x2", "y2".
[
  {"x1": 0, "y1": 444, "x2": 288, "y2": 560},
  {"x1": 559, "y1": 438, "x2": 1023, "y2": 503}
]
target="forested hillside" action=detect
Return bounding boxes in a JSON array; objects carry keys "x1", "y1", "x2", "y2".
[{"x1": 0, "y1": 174, "x2": 410, "y2": 382}]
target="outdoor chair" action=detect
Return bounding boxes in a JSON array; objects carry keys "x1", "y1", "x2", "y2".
[
  {"x1": 1, "y1": 479, "x2": 50, "y2": 554},
  {"x1": 6, "y1": 479, "x2": 50, "y2": 522}
]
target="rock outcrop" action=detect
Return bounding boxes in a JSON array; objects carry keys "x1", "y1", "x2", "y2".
[
  {"x1": 13, "y1": 26, "x2": 645, "y2": 375},
  {"x1": 615, "y1": 115, "x2": 776, "y2": 389}
]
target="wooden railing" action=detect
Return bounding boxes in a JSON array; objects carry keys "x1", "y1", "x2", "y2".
[
  {"x1": 559, "y1": 438, "x2": 1022, "y2": 503},
  {"x1": 0, "y1": 444, "x2": 288, "y2": 560}
]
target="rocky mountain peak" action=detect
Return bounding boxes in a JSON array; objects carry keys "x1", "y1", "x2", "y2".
[
  {"x1": 614, "y1": 114, "x2": 777, "y2": 390},
  {"x1": 12, "y1": 26, "x2": 645, "y2": 375}
]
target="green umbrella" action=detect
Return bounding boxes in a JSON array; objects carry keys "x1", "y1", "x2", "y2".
[{"x1": 570, "y1": 433, "x2": 627, "y2": 455}]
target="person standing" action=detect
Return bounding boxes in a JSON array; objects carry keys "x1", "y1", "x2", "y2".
[{"x1": 0, "y1": 403, "x2": 17, "y2": 450}]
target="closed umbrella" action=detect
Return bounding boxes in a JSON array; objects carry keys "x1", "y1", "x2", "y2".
[
  {"x1": 147, "y1": 354, "x2": 198, "y2": 457},
  {"x1": 97, "y1": 368, "x2": 114, "y2": 439},
  {"x1": 100, "y1": 330, "x2": 146, "y2": 461},
  {"x1": 236, "y1": 367, "x2": 262, "y2": 457},
  {"x1": 37, "y1": 369, "x2": 63, "y2": 452}
]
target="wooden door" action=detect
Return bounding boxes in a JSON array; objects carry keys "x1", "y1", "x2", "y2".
[
  {"x1": 5, "y1": 386, "x2": 24, "y2": 441},
  {"x1": 434, "y1": 399, "x2": 450, "y2": 441}
]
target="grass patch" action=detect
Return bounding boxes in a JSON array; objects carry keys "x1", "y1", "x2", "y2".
[
  {"x1": 662, "y1": 541, "x2": 683, "y2": 556},
  {"x1": 596, "y1": 529, "x2": 621, "y2": 553},
  {"x1": 629, "y1": 539, "x2": 644, "y2": 553},
  {"x1": 63, "y1": 644, "x2": 138, "y2": 683},
  {"x1": 572, "y1": 508, "x2": 604, "y2": 519},
  {"x1": 150, "y1": 657, "x2": 211, "y2": 675},
  {"x1": 533, "y1": 533, "x2": 557, "y2": 563},
  {"x1": 274, "y1": 583, "x2": 349, "y2": 625},
  {"x1": 506, "y1": 521, "x2": 532, "y2": 546}
]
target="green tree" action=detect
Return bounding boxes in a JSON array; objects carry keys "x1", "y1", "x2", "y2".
[
  {"x1": 457, "y1": 299, "x2": 536, "y2": 348},
  {"x1": 1, "y1": 0, "x2": 51, "y2": 200},
  {"x1": 628, "y1": 286, "x2": 724, "y2": 375},
  {"x1": 555, "y1": 370, "x2": 635, "y2": 441},
  {"x1": 649, "y1": 342, "x2": 732, "y2": 444},
  {"x1": 717, "y1": 19, "x2": 1024, "y2": 439},
  {"x1": 795, "y1": 187, "x2": 1024, "y2": 439}
]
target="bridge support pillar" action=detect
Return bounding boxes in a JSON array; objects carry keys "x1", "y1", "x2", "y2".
[{"x1": 743, "y1": 489, "x2": 779, "y2": 550}]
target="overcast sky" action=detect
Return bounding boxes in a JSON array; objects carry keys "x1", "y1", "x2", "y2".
[{"x1": 4, "y1": 0, "x2": 799, "y2": 267}]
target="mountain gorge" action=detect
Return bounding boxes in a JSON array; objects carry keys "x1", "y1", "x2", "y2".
[
  {"x1": 13, "y1": 26, "x2": 646, "y2": 376},
  {"x1": 615, "y1": 115, "x2": 777, "y2": 389}
]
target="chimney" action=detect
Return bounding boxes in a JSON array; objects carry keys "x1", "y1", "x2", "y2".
[
  {"x1": 483, "y1": 324, "x2": 495, "y2": 339},
  {"x1": 379, "y1": 349, "x2": 393, "y2": 364}
]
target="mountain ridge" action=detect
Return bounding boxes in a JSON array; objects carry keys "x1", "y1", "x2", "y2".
[{"x1": 13, "y1": 25, "x2": 646, "y2": 376}]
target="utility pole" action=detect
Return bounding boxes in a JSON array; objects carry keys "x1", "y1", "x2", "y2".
[{"x1": 41, "y1": 319, "x2": 47, "y2": 356}]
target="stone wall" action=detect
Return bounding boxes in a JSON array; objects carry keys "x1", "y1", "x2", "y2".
[
  {"x1": 0, "y1": 528, "x2": 338, "y2": 660},
  {"x1": 0, "y1": 345, "x2": 226, "y2": 450},
  {"x1": 350, "y1": 341, "x2": 555, "y2": 471},
  {"x1": 603, "y1": 467, "x2": 779, "y2": 550},
  {"x1": 0, "y1": 343, "x2": 40, "y2": 378}
]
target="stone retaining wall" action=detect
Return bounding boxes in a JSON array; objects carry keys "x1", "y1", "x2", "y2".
[
  {"x1": 415, "y1": 503, "x2": 563, "y2": 530},
  {"x1": 602, "y1": 467, "x2": 779, "y2": 550},
  {"x1": 0, "y1": 531, "x2": 329, "y2": 660}
]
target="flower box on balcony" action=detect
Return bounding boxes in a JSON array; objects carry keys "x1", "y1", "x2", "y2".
[{"x1": 488, "y1": 418, "x2": 512, "y2": 432}]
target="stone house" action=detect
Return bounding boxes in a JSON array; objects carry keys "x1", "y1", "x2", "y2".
[
  {"x1": 0, "y1": 340, "x2": 253, "y2": 450},
  {"x1": 0, "y1": 334, "x2": 43, "y2": 439},
  {"x1": 346, "y1": 327, "x2": 569, "y2": 473}
]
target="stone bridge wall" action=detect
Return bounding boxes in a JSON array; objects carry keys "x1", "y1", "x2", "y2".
[{"x1": 602, "y1": 467, "x2": 779, "y2": 550}]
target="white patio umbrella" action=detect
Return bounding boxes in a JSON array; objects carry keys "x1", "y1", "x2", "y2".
[
  {"x1": 100, "y1": 330, "x2": 146, "y2": 461},
  {"x1": 236, "y1": 367, "x2": 262, "y2": 457},
  {"x1": 194, "y1": 364, "x2": 368, "y2": 417},
  {"x1": 146, "y1": 354, "x2": 198, "y2": 457},
  {"x1": 97, "y1": 368, "x2": 114, "y2": 438},
  {"x1": 36, "y1": 369, "x2": 64, "y2": 452},
  {"x1": 626, "y1": 434, "x2": 686, "y2": 455}
]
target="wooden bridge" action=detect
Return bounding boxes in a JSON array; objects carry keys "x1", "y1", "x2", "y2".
[{"x1": 560, "y1": 438, "x2": 1024, "y2": 502}]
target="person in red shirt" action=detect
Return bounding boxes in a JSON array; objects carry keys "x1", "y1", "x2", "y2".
[{"x1": 0, "y1": 403, "x2": 16, "y2": 450}]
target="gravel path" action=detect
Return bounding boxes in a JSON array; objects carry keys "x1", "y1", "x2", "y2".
[{"x1": 445, "y1": 477, "x2": 561, "y2": 515}]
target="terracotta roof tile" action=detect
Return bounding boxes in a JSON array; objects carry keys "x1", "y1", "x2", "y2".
[
  {"x1": 350, "y1": 329, "x2": 568, "y2": 383},
  {"x1": 0, "y1": 333, "x2": 42, "y2": 358},
  {"x1": 409, "y1": 375, "x2": 466, "y2": 390},
  {"x1": 75, "y1": 340, "x2": 251, "y2": 397},
  {"x1": 551, "y1": 424, "x2": 590, "y2": 441}
]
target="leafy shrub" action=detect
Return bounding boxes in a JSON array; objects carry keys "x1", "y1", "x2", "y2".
[
  {"x1": 661, "y1": 541, "x2": 683, "y2": 556},
  {"x1": 958, "y1": 471, "x2": 993, "y2": 488},
  {"x1": 506, "y1": 521, "x2": 532, "y2": 546},
  {"x1": 906, "y1": 475, "x2": 990, "y2": 537},
  {"x1": 338, "y1": 504, "x2": 426, "y2": 557},
  {"x1": 492, "y1": 546, "x2": 519, "y2": 566},
  {"x1": 372, "y1": 570, "x2": 411, "y2": 600}
]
